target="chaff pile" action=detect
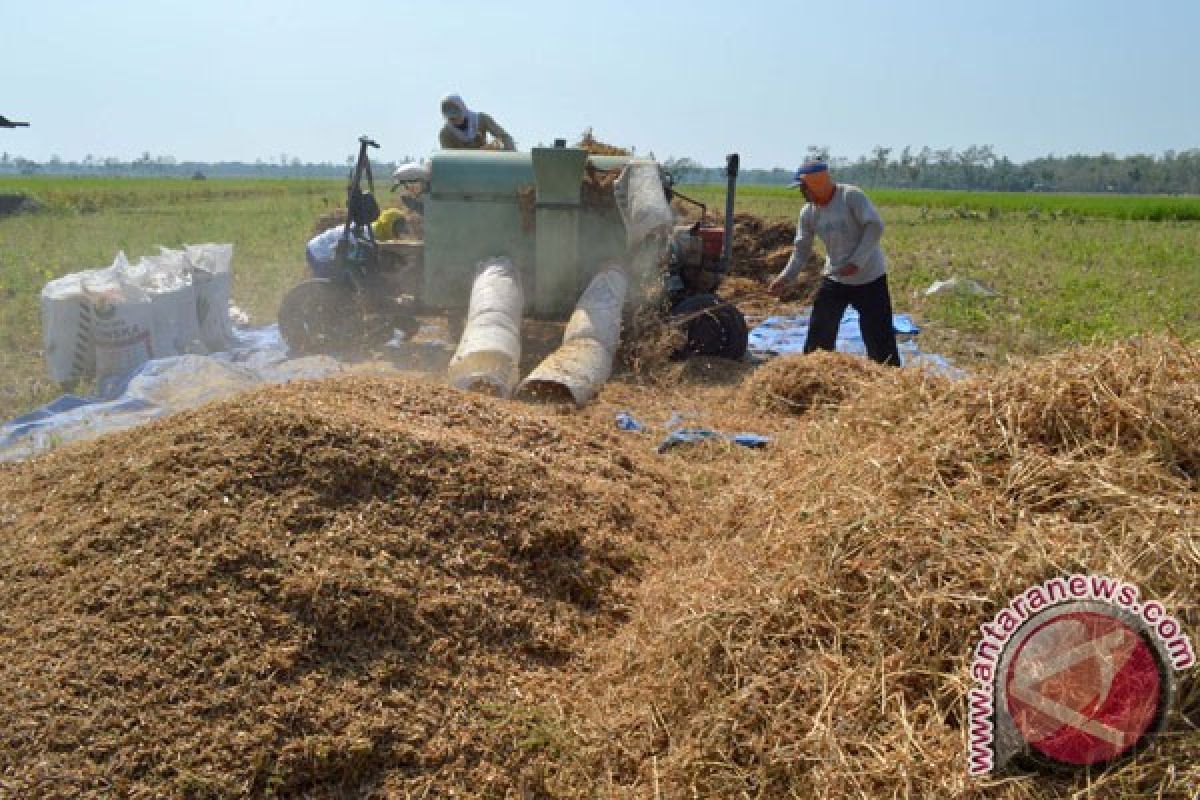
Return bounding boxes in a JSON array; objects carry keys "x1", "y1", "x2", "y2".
[
  {"x1": 1, "y1": 338, "x2": 1196, "y2": 798},
  {"x1": 743, "y1": 350, "x2": 891, "y2": 413},
  {"x1": 558, "y1": 336, "x2": 1199, "y2": 799},
  {"x1": 0, "y1": 376, "x2": 678, "y2": 798}
]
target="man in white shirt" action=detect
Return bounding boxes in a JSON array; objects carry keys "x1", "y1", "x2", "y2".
[{"x1": 768, "y1": 160, "x2": 900, "y2": 365}]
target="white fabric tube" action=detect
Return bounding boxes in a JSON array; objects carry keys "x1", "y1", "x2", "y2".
[
  {"x1": 447, "y1": 257, "x2": 523, "y2": 397},
  {"x1": 517, "y1": 268, "x2": 627, "y2": 407},
  {"x1": 614, "y1": 162, "x2": 673, "y2": 247}
]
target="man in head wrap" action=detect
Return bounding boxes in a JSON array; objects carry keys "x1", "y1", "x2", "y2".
[
  {"x1": 768, "y1": 159, "x2": 900, "y2": 365},
  {"x1": 438, "y1": 94, "x2": 516, "y2": 151}
]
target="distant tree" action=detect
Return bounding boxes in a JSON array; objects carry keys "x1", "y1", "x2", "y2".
[
  {"x1": 871, "y1": 146, "x2": 892, "y2": 184},
  {"x1": 663, "y1": 156, "x2": 702, "y2": 183}
]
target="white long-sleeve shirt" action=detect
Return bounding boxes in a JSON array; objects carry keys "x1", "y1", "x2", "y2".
[{"x1": 778, "y1": 184, "x2": 887, "y2": 286}]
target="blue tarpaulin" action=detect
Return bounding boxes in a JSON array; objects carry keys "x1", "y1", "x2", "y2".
[
  {"x1": 615, "y1": 411, "x2": 770, "y2": 453},
  {"x1": 1, "y1": 325, "x2": 343, "y2": 462},
  {"x1": 748, "y1": 307, "x2": 960, "y2": 375}
]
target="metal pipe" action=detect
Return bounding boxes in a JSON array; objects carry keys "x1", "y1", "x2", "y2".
[{"x1": 722, "y1": 153, "x2": 739, "y2": 269}]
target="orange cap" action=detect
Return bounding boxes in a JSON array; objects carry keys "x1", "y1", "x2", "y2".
[{"x1": 801, "y1": 169, "x2": 835, "y2": 205}]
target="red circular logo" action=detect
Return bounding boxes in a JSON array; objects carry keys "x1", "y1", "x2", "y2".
[{"x1": 1004, "y1": 611, "x2": 1164, "y2": 766}]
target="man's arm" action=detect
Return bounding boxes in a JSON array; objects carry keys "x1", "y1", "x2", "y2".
[
  {"x1": 480, "y1": 113, "x2": 516, "y2": 151},
  {"x1": 769, "y1": 206, "x2": 815, "y2": 293},
  {"x1": 845, "y1": 188, "x2": 884, "y2": 269}
]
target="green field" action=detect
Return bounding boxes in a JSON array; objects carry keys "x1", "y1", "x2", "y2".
[
  {"x1": 0, "y1": 177, "x2": 345, "y2": 418},
  {"x1": 1, "y1": 177, "x2": 1197, "y2": 420},
  {"x1": 686, "y1": 183, "x2": 1200, "y2": 221},
  {"x1": 690, "y1": 182, "x2": 1200, "y2": 363}
]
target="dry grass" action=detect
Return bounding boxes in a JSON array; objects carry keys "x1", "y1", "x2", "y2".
[
  {"x1": 555, "y1": 336, "x2": 1199, "y2": 799},
  {"x1": 743, "y1": 350, "x2": 892, "y2": 414},
  {"x1": 0, "y1": 338, "x2": 1196, "y2": 798},
  {"x1": 575, "y1": 130, "x2": 631, "y2": 157},
  {"x1": 0, "y1": 375, "x2": 683, "y2": 798}
]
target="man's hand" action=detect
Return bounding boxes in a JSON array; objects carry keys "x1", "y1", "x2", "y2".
[
  {"x1": 836, "y1": 263, "x2": 860, "y2": 277},
  {"x1": 767, "y1": 276, "x2": 789, "y2": 297}
]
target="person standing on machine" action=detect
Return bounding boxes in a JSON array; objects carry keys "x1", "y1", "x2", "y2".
[
  {"x1": 767, "y1": 159, "x2": 900, "y2": 366},
  {"x1": 438, "y1": 94, "x2": 516, "y2": 151}
]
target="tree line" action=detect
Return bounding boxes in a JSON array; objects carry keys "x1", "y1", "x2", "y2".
[
  {"x1": 665, "y1": 146, "x2": 1200, "y2": 194},
  {"x1": 0, "y1": 151, "x2": 413, "y2": 180},
  {"x1": 3, "y1": 146, "x2": 1199, "y2": 194}
]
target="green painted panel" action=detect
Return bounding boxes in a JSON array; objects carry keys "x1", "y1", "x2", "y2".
[
  {"x1": 429, "y1": 150, "x2": 534, "y2": 196},
  {"x1": 423, "y1": 199, "x2": 534, "y2": 309},
  {"x1": 420, "y1": 149, "x2": 658, "y2": 314}
]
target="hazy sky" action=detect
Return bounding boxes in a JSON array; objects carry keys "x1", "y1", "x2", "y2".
[{"x1": 4, "y1": 0, "x2": 1198, "y2": 168}]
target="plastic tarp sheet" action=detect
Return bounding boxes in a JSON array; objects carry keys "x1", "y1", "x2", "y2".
[
  {"x1": 748, "y1": 308, "x2": 961, "y2": 375},
  {"x1": 0, "y1": 325, "x2": 341, "y2": 462},
  {"x1": 613, "y1": 411, "x2": 770, "y2": 453}
]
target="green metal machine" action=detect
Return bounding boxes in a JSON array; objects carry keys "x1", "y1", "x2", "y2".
[
  {"x1": 421, "y1": 146, "x2": 634, "y2": 317},
  {"x1": 278, "y1": 137, "x2": 748, "y2": 360}
]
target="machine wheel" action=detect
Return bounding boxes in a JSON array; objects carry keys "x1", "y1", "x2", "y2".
[
  {"x1": 279, "y1": 279, "x2": 364, "y2": 355},
  {"x1": 669, "y1": 293, "x2": 749, "y2": 361}
]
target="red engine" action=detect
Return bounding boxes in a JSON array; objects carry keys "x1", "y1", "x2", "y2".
[{"x1": 698, "y1": 227, "x2": 725, "y2": 259}]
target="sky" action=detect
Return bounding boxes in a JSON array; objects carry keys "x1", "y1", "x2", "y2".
[{"x1": 3, "y1": 0, "x2": 1198, "y2": 168}]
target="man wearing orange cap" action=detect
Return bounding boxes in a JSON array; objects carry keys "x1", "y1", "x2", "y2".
[{"x1": 768, "y1": 159, "x2": 900, "y2": 365}]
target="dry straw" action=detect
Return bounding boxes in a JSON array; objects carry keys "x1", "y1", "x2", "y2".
[
  {"x1": 0, "y1": 337, "x2": 1195, "y2": 798},
  {"x1": 558, "y1": 336, "x2": 1198, "y2": 799}
]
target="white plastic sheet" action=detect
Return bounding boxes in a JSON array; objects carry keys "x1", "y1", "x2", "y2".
[{"x1": 2, "y1": 325, "x2": 341, "y2": 462}]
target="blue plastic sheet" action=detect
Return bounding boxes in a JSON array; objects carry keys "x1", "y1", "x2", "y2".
[
  {"x1": 656, "y1": 428, "x2": 771, "y2": 453},
  {"x1": 615, "y1": 412, "x2": 770, "y2": 454},
  {"x1": 1, "y1": 325, "x2": 342, "y2": 462},
  {"x1": 748, "y1": 307, "x2": 960, "y2": 376},
  {"x1": 615, "y1": 411, "x2": 645, "y2": 432}
]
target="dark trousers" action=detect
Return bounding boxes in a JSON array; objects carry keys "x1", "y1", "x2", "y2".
[{"x1": 803, "y1": 274, "x2": 901, "y2": 366}]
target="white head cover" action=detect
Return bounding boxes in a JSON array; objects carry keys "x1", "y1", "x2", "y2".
[
  {"x1": 392, "y1": 161, "x2": 431, "y2": 183},
  {"x1": 440, "y1": 94, "x2": 479, "y2": 143}
]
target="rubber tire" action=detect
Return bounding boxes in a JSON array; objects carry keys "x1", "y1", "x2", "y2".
[{"x1": 670, "y1": 293, "x2": 749, "y2": 361}]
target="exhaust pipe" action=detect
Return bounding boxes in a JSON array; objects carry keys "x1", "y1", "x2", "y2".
[{"x1": 721, "y1": 153, "x2": 739, "y2": 272}]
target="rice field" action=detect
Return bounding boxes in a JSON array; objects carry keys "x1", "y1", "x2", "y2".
[{"x1": 685, "y1": 183, "x2": 1200, "y2": 221}]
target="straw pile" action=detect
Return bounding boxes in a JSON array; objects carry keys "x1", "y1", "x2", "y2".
[
  {"x1": 553, "y1": 336, "x2": 1199, "y2": 798},
  {"x1": 1, "y1": 338, "x2": 1196, "y2": 798},
  {"x1": 729, "y1": 212, "x2": 804, "y2": 281},
  {"x1": 0, "y1": 375, "x2": 680, "y2": 798},
  {"x1": 575, "y1": 129, "x2": 631, "y2": 156},
  {"x1": 517, "y1": 164, "x2": 620, "y2": 231},
  {"x1": 743, "y1": 350, "x2": 891, "y2": 413},
  {"x1": 580, "y1": 163, "x2": 620, "y2": 211}
]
